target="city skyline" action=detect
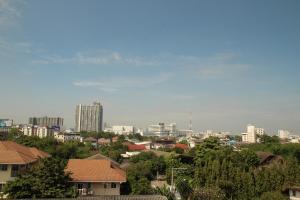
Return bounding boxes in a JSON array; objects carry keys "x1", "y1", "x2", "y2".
[{"x1": 0, "y1": 0, "x2": 300, "y2": 133}]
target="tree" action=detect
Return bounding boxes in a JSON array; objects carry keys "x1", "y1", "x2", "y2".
[
  {"x1": 239, "y1": 149, "x2": 260, "y2": 170},
  {"x1": 3, "y1": 157, "x2": 75, "y2": 198},
  {"x1": 154, "y1": 185, "x2": 175, "y2": 200},
  {"x1": 259, "y1": 135, "x2": 280, "y2": 144}
]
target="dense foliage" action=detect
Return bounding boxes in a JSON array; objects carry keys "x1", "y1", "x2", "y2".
[
  {"x1": 172, "y1": 137, "x2": 300, "y2": 200},
  {"x1": 126, "y1": 152, "x2": 166, "y2": 194},
  {"x1": 3, "y1": 157, "x2": 75, "y2": 198}
]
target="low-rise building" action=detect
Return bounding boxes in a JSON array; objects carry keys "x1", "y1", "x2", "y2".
[
  {"x1": 54, "y1": 131, "x2": 83, "y2": 143},
  {"x1": 278, "y1": 130, "x2": 290, "y2": 140},
  {"x1": 65, "y1": 159, "x2": 126, "y2": 196},
  {"x1": 290, "y1": 186, "x2": 300, "y2": 200},
  {"x1": 0, "y1": 141, "x2": 49, "y2": 192},
  {"x1": 111, "y1": 126, "x2": 136, "y2": 135}
]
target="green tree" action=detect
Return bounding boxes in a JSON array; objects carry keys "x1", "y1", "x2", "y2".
[
  {"x1": 154, "y1": 185, "x2": 175, "y2": 200},
  {"x1": 3, "y1": 157, "x2": 75, "y2": 198}
]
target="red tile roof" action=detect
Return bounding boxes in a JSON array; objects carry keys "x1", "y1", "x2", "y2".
[
  {"x1": 66, "y1": 159, "x2": 126, "y2": 183},
  {"x1": 127, "y1": 144, "x2": 146, "y2": 151},
  {"x1": 175, "y1": 143, "x2": 189, "y2": 150},
  {"x1": 0, "y1": 141, "x2": 49, "y2": 164}
]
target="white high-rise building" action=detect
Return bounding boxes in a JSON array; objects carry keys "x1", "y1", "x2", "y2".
[
  {"x1": 242, "y1": 124, "x2": 257, "y2": 143},
  {"x1": 75, "y1": 102, "x2": 103, "y2": 132},
  {"x1": 278, "y1": 130, "x2": 290, "y2": 139},
  {"x1": 255, "y1": 128, "x2": 265, "y2": 136},
  {"x1": 147, "y1": 123, "x2": 177, "y2": 136},
  {"x1": 247, "y1": 124, "x2": 256, "y2": 143}
]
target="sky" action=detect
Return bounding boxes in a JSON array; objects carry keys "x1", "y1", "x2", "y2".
[{"x1": 0, "y1": 0, "x2": 299, "y2": 134}]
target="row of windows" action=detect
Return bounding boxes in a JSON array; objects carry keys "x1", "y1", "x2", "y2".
[
  {"x1": 104, "y1": 183, "x2": 117, "y2": 188},
  {"x1": 0, "y1": 164, "x2": 7, "y2": 171}
]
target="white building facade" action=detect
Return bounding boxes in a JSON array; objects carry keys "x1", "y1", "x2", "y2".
[
  {"x1": 278, "y1": 130, "x2": 290, "y2": 139},
  {"x1": 75, "y1": 102, "x2": 103, "y2": 132}
]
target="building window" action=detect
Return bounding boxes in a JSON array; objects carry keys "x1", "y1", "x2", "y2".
[
  {"x1": 104, "y1": 183, "x2": 107, "y2": 189},
  {"x1": 0, "y1": 164, "x2": 8, "y2": 171},
  {"x1": 11, "y1": 165, "x2": 19, "y2": 177},
  {"x1": 111, "y1": 183, "x2": 117, "y2": 188}
]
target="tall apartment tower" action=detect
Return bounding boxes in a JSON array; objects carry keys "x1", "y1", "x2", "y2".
[
  {"x1": 247, "y1": 124, "x2": 257, "y2": 143},
  {"x1": 75, "y1": 102, "x2": 103, "y2": 132},
  {"x1": 29, "y1": 117, "x2": 63, "y2": 128}
]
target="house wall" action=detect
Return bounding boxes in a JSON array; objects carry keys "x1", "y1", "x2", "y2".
[
  {"x1": 0, "y1": 165, "x2": 14, "y2": 184},
  {"x1": 290, "y1": 189, "x2": 300, "y2": 200},
  {"x1": 92, "y1": 182, "x2": 121, "y2": 195}
]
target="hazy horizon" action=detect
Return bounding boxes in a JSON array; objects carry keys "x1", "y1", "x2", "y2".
[{"x1": 0, "y1": 0, "x2": 299, "y2": 134}]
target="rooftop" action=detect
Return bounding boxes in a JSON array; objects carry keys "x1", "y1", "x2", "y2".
[
  {"x1": 0, "y1": 141, "x2": 49, "y2": 164},
  {"x1": 66, "y1": 159, "x2": 126, "y2": 183}
]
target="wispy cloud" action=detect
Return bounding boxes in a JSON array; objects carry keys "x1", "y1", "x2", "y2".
[
  {"x1": 184, "y1": 52, "x2": 251, "y2": 79},
  {"x1": 0, "y1": 0, "x2": 23, "y2": 28},
  {"x1": 73, "y1": 73, "x2": 173, "y2": 92},
  {"x1": 33, "y1": 50, "x2": 159, "y2": 66}
]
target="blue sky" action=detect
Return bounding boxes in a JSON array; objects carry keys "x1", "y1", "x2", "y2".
[{"x1": 0, "y1": 0, "x2": 300, "y2": 134}]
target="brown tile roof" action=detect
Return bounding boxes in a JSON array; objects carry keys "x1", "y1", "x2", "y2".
[
  {"x1": 0, "y1": 141, "x2": 49, "y2": 164},
  {"x1": 175, "y1": 143, "x2": 189, "y2": 150},
  {"x1": 127, "y1": 144, "x2": 146, "y2": 151},
  {"x1": 66, "y1": 159, "x2": 126, "y2": 183},
  {"x1": 85, "y1": 153, "x2": 121, "y2": 167}
]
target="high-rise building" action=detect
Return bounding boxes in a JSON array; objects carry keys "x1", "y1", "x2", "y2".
[
  {"x1": 75, "y1": 102, "x2": 103, "y2": 132},
  {"x1": 278, "y1": 130, "x2": 290, "y2": 139},
  {"x1": 242, "y1": 124, "x2": 257, "y2": 143},
  {"x1": 29, "y1": 116, "x2": 63, "y2": 128}
]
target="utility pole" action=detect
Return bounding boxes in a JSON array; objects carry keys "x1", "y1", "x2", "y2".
[{"x1": 171, "y1": 167, "x2": 187, "y2": 192}]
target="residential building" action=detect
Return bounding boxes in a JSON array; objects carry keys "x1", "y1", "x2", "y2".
[
  {"x1": 19, "y1": 125, "x2": 54, "y2": 138},
  {"x1": 241, "y1": 124, "x2": 257, "y2": 143},
  {"x1": 121, "y1": 151, "x2": 141, "y2": 158},
  {"x1": 202, "y1": 130, "x2": 228, "y2": 139},
  {"x1": 255, "y1": 128, "x2": 265, "y2": 136},
  {"x1": 65, "y1": 159, "x2": 126, "y2": 196},
  {"x1": 147, "y1": 123, "x2": 177, "y2": 136},
  {"x1": 111, "y1": 125, "x2": 136, "y2": 135},
  {"x1": 29, "y1": 116, "x2": 63, "y2": 129},
  {"x1": 54, "y1": 131, "x2": 83, "y2": 143},
  {"x1": 290, "y1": 186, "x2": 300, "y2": 200},
  {"x1": 0, "y1": 141, "x2": 49, "y2": 192},
  {"x1": 278, "y1": 130, "x2": 290, "y2": 139},
  {"x1": 36, "y1": 126, "x2": 54, "y2": 138},
  {"x1": 127, "y1": 144, "x2": 146, "y2": 151},
  {"x1": 75, "y1": 102, "x2": 103, "y2": 132},
  {"x1": 20, "y1": 125, "x2": 35, "y2": 136}
]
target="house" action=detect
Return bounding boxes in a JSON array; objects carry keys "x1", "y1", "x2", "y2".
[
  {"x1": 121, "y1": 151, "x2": 141, "y2": 158},
  {"x1": 0, "y1": 141, "x2": 49, "y2": 191},
  {"x1": 289, "y1": 186, "x2": 300, "y2": 200},
  {"x1": 134, "y1": 141, "x2": 152, "y2": 150},
  {"x1": 174, "y1": 143, "x2": 189, "y2": 151},
  {"x1": 54, "y1": 132, "x2": 83, "y2": 143},
  {"x1": 98, "y1": 138, "x2": 111, "y2": 145},
  {"x1": 83, "y1": 137, "x2": 98, "y2": 147},
  {"x1": 127, "y1": 144, "x2": 146, "y2": 151},
  {"x1": 256, "y1": 151, "x2": 284, "y2": 167},
  {"x1": 65, "y1": 159, "x2": 126, "y2": 196},
  {"x1": 85, "y1": 153, "x2": 120, "y2": 167}
]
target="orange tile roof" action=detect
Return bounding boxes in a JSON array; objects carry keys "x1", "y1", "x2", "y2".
[
  {"x1": 175, "y1": 143, "x2": 189, "y2": 150},
  {"x1": 66, "y1": 159, "x2": 126, "y2": 183},
  {"x1": 127, "y1": 144, "x2": 146, "y2": 151},
  {"x1": 0, "y1": 141, "x2": 49, "y2": 164}
]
